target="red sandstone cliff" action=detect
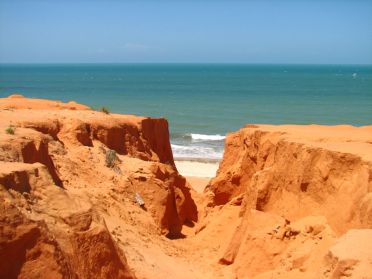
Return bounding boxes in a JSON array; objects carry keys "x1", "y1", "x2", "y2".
[
  {"x1": 205, "y1": 124, "x2": 372, "y2": 278},
  {"x1": 2, "y1": 95, "x2": 372, "y2": 279},
  {"x1": 0, "y1": 95, "x2": 197, "y2": 278},
  {"x1": 0, "y1": 163, "x2": 134, "y2": 279}
]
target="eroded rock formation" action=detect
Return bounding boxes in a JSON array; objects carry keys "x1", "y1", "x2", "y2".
[
  {"x1": 2, "y1": 95, "x2": 372, "y2": 279},
  {"x1": 0, "y1": 96, "x2": 197, "y2": 278},
  {"x1": 206, "y1": 124, "x2": 372, "y2": 278}
]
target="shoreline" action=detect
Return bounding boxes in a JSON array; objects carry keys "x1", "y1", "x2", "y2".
[{"x1": 173, "y1": 157, "x2": 221, "y2": 164}]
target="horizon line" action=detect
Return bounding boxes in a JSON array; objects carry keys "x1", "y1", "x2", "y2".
[{"x1": 1, "y1": 62, "x2": 372, "y2": 66}]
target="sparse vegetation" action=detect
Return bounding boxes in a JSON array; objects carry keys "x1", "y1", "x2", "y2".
[
  {"x1": 5, "y1": 125, "x2": 15, "y2": 135},
  {"x1": 100, "y1": 106, "x2": 110, "y2": 114},
  {"x1": 105, "y1": 149, "x2": 117, "y2": 168}
]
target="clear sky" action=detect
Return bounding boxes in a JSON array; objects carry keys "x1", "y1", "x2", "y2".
[{"x1": 0, "y1": 0, "x2": 371, "y2": 64}]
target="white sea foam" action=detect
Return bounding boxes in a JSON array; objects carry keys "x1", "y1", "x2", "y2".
[
  {"x1": 190, "y1": 133, "x2": 225, "y2": 141},
  {"x1": 171, "y1": 144, "x2": 223, "y2": 160}
]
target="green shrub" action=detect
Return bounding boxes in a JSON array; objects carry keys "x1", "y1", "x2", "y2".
[
  {"x1": 5, "y1": 125, "x2": 15, "y2": 135},
  {"x1": 105, "y1": 149, "x2": 117, "y2": 168},
  {"x1": 100, "y1": 106, "x2": 110, "y2": 114}
]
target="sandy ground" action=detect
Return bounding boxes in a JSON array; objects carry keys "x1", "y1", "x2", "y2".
[
  {"x1": 175, "y1": 160, "x2": 219, "y2": 192},
  {"x1": 175, "y1": 160, "x2": 219, "y2": 177},
  {"x1": 185, "y1": 176, "x2": 211, "y2": 193}
]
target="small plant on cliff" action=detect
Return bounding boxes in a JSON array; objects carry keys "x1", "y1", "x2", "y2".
[
  {"x1": 5, "y1": 125, "x2": 15, "y2": 135},
  {"x1": 105, "y1": 149, "x2": 117, "y2": 168},
  {"x1": 100, "y1": 106, "x2": 110, "y2": 114}
]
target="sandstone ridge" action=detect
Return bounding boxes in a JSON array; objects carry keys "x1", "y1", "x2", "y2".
[
  {"x1": 205, "y1": 124, "x2": 372, "y2": 278},
  {"x1": 1, "y1": 95, "x2": 372, "y2": 279},
  {"x1": 0, "y1": 96, "x2": 197, "y2": 279}
]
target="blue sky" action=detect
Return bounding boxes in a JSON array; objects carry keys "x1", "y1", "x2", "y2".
[{"x1": 0, "y1": 0, "x2": 371, "y2": 64}]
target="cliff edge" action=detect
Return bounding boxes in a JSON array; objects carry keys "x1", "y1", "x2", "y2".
[
  {"x1": 2, "y1": 95, "x2": 372, "y2": 279},
  {"x1": 0, "y1": 95, "x2": 197, "y2": 279},
  {"x1": 205, "y1": 124, "x2": 372, "y2": 278}
]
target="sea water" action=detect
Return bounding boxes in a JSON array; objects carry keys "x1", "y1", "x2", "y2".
[{"x1": 1, "y1": 63, "x2": 371, "y2": 161}]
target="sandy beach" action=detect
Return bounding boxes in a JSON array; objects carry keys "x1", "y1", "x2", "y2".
[
  {"x1": 175, "y1": 160, "x2": 219, "y2": 192},
  {"x1": 175, "y1": 160, "x2": 219, "y2": 177}
]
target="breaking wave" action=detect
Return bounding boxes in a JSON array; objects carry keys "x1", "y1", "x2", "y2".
[{"x1": 190, "y1": 133, "x2": 225, "y2": 141}]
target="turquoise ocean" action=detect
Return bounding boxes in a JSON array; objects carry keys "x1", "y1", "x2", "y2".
[{"x1": 1, "y1": 64, "x2": 371, "y2": 161}]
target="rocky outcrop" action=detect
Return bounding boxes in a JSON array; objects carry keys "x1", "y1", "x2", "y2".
[
  {"x1": 19, "y1": 114, "x2": 174, "y2": 165},
  {"x1": 0, "y1": 96, "x2": 197, "y2": 278},
  {"x1": 207, "y1": 125, "x2": 372, "y2": 231},
  {"x1": 206, "y1": 124, "x2": 372, "y2": 277},
  {"x1": 128, "y1": 163, "x2": 198, "y2": 237},
  {"x1": 4, "y1": 95, "x2": 371, "y2": 279},
  {"x1": 0, "y1": 96, "x2": 196, "y2": 234},
  {"x1": 87, "y1": 117, "x2": 174, "y2": 164},
  {"x1": 0, "y1": 162, "x2": 135, "y2": 279},
  {"x1": 0, "y1": 197, "x2": 72, "y2": 279}
]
